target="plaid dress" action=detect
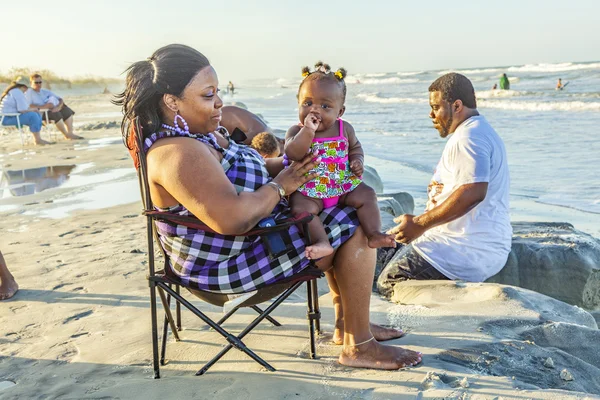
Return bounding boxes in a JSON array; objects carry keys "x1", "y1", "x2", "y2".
[{"x1": 145, "y1": 129, "x2": 359, "y2": 294}]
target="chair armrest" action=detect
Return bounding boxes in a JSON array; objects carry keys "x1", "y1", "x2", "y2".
[{"x1": 143, "y1": 210, "x2": 313, "y2": 236}]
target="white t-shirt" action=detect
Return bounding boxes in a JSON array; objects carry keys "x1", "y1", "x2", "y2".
[
  {"x1": 412, "y1": 115, "x2": 512, "y2": 282},
  {"x1": 26, "y1": 88, "x2": 61, "y2": 106},
  {"x1": 1, "y1": 88, "x2": 30, "y2": 113}
]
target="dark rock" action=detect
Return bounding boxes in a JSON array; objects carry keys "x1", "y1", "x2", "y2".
[{"x1": 487, "y1": 222, "x2": 600, "y2": 309}]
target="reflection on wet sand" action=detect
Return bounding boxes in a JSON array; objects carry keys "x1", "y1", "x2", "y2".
[{"x1": 0, "y1": 165, "x2": 76, "y2": 197}]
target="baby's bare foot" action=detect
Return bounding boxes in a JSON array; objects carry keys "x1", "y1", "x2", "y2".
[
  {"x1": 305, "y1": 241, "x2": 334, "y2": 260},
  {"x1": 0, "y1": 278, "x2": 18, "y2": 300},
  {"x1": 333, "y1": 322, "x2": 404, "y2": 345},
  {"x1": 367, "y1": 232, "x2": 397, "y2": 249},
  {"x1": 339, "y1": 340, "x2": 422, "y2": 370}
]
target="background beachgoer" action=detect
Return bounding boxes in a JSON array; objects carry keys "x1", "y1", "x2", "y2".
[
  {"x1": 27, "y1": 74, "x2": 83, "y2": 140},
  {"x1": 379, "y1": 73, "x2": 511, "y2": 295},
  {"x1": 499, "y1": 73, "x2": 510, "y2": 90},
  {"x1": 250, "y1": 131, "x2": 281, "y2": 158},
  {"x1": 0, "y1": 77, "x2": 49, "y2": 145}
]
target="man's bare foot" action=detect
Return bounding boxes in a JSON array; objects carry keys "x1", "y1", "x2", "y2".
[
  {"x1": 339, "y1": 340, "x2": 422, "y2": 370},
  {"x1": 64, "y1": 134, "x2": 84, "y2": 140},
  {"x1": 367, "y1": 232, "x2": 397, "y2": 249},
  {"x1": 0, "y1": 277, "x2": 18, "y2": 300},
  {"x1": 305, "y1": 240, "x2": 334, "y2": 260},
  {"x1": 333, "y1": 322, "x2": 405, "y2": 345},
  {"x1": 34, "y1": 139, "x2": 53, "y2": 146}
]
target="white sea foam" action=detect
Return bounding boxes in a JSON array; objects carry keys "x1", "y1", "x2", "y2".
[
  {"x1": 476, "y1": 90, "x2": 535, "y2": 99},
  {"x1": 397, "y1": 71, "x2": 424, "y2": 76},
  {"x1": 438, "y1": 62, "x2": 600, "y2": 76},
  {"x1": 508, "y1": 62, "x2": 600, "y2": 73},
  {"x1": 358, "y1": 77, "x2": 420, "y2": 85},
  {"x1": 478, "y1": 99, "x2": 600, "y2": 112},
  {"x1": 356, "y1": 93, "x2": 427, "y2": 104}
]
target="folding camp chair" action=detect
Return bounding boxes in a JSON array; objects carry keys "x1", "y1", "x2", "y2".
[
  {"x1": 0, "y1": 113, "x2": 26, "y2": 146},
  {"x1": 131, "y1": 118, "x2": 323, "y2": 378}
]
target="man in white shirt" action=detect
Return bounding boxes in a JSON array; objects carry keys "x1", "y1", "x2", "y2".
[
  {"x1": 27, "y1": 74, "x2": 83, "y2": 140},
  {"x1": 378, "y1": 73, "x2": 512, "y2": 296}
]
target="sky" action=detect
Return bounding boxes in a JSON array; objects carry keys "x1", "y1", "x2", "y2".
[{"x1": 2, "y1": 0, "x2": 599, "y2": 82}]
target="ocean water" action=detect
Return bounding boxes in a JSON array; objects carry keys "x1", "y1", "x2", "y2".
[{"x1": 222, "y1": 61, "x2": 600, "y2": 235}]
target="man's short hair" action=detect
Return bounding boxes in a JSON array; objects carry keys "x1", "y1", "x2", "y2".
[
  {"x1": 250, "y1": 132, "x2": 280, "y2": 158},
  {"x1": 428, "y1": 73, "x2": 477, "y2": 109},
  {"x1": 30, "y1": 73, "x2": 42, "y2": 80}
]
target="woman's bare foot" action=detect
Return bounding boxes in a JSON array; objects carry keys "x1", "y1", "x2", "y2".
[
  {"x1": 367, "y1": 232, "x2": 397, "y2": 249},
  {"x1": 339, "y1": 339, "x2": 422, "y2": 370},
  {"x1": 333, "y1": 322, "x2": 405, "y2": 345},
  {"x1": 305, "y1": 240, "x2": 334, "y2": 260},
  {"x1": 0, "y1": 277, "x2": 18, "y2": 300},
  {"x1": 34, "y1": 139, "x2": 53, "y2": 146},
  {"x1": 64, "y1": 133, "x2": 84, "y2": 140}
]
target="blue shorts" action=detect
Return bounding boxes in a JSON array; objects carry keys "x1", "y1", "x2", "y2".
[{"x1": 1, "y1": 112, "x2": 42, "y2": 132}]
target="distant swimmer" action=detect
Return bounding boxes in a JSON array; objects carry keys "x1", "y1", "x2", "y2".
[
  {"x1": 492, "y1": 83, "x2": 497, "y2": 90},
  {"x1": 227, "y1": 81, "x2": 235, "y2": 94},
  {"x1": 556, "y1": 78, "x2": 569, "y2": 90},
  {"x1": 499, "y1": 73, "x2": 510, "y2": 90}
]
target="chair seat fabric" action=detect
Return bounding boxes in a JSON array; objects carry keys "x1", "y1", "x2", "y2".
[{"x1": 144, "y1": 129, "x2": 359, "y2": 294}]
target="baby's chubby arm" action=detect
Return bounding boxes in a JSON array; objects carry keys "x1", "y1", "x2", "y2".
[
  {"x1": 284, "y1": 112, "x2": 321, "y2": 161},
  {"x1": 345, "y1": 122, "x2": 365, "y2": 176}
]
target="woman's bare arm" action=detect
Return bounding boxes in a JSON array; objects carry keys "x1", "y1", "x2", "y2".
[{"x1": 148, "y1": 137, "x2": 281, "y2": 235}]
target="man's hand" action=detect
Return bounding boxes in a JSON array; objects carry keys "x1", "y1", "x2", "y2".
[
  {"x1": 387, "y1": 214, "x2": 427, "y2": 244},
  {"x1": 51, "y1": 106, "x2": 61, "y2": 113},
  {"x1": 349, "y1": 158, "x2": 364, "y2": 176},
  {"x1": 303, "y1": 112, "x2": 321, "y2": 132}
]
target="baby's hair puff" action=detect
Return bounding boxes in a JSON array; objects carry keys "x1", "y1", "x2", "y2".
[{"x1": 299, "y1": 61, "x2": 348, "y2": 103}]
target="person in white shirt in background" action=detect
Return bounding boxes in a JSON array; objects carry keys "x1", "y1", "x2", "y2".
[
  {"x1": 27, "y1": 73, "x2": 83, "y2": 140},
  {"x1": 378, "y1": 73, "x2": 512, "y2": 296},
  {"x1": 0, "y1": 77, "x2": 50, "y2": 145}
]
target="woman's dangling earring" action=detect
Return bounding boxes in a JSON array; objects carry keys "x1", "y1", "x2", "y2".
[{"x1": 173, "y1": 112, "x2": 189, "y2": 134}]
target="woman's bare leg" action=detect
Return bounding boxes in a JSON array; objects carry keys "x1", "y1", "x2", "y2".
[
  {"x1": 0, "y1": 251, "x2": 18, "y2": 300},
  {"x1": 326, "y1": 227, "x2": 421, "y2": 369},
  {"x1": 326, "y1": 269, "x2": 404, "y2": 344}
]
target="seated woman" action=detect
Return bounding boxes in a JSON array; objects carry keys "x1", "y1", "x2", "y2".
[
  {"x1": 0, "y1": 77, "x2": 51, "y2": 145},
  {"x1": 115, "y1": 44, "x2": 421, "y2": 370}
]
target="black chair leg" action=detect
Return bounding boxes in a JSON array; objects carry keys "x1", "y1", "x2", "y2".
[
  {"x1": 175, "y1": 285, "x2": 182, "y2": 331},
  {"x1": 150, "y1": 282, "x2": 160, "y2": 379},
  {"x1": 194, "y1": 281, "x2": 304, "y2": 375},
  {"x1": 160, "y1": 292, "x2": 172, "y2": 365},
  {"x1": 217, "y1": 306, "x2": 239, "y2": 325},
  {"x1": 251, "y1": 305, "x2": 281, "y2": 326},
  {"x1": 310, "y1": 280, "x2": 321, "y2": 334},
  {"x1": 306, "y1": 281, "x2": 317, "y2": 359},
  {"x1": 158, "y1": 286, "x2": 180, "y2": 341}
]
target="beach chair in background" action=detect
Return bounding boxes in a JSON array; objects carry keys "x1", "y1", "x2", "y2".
[
  {"x1": 0, "y1": 113, "x2": 26, "y2": 146},
  {"x1": 0, "y1": 111, "x2": 57, "y2": 145},
  {"x1": 130, "y1": 118, "x2": 323, "y2": 378}
]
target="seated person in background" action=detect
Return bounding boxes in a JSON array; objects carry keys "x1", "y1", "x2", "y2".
[
  {"x1": 379, "y1": 73, "x2": 511, "y2": 294},
  {"x1": 26, "y1": 74, "x2": 83, "y2": 140},
  {"x1": 0, "y1": 77, "x2": 50, "y2": 145},
  {"x1": 0, "y1": 250, "x2": 18, "y2": 300},
  {"x1": 251, "y1": 131, "x2": 282, "y2": 158},
  {"x1": 220, "y1": 105, "x2": 273, "y2": 145}
]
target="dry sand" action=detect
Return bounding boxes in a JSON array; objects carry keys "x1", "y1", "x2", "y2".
[{"x1": 1, "y1": 97, "x2": 599, "y2": 399}]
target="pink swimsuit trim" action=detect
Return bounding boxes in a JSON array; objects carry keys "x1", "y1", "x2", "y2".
[{"x1": 316, "y1": 119, "x2": 344, "y2": 209}]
